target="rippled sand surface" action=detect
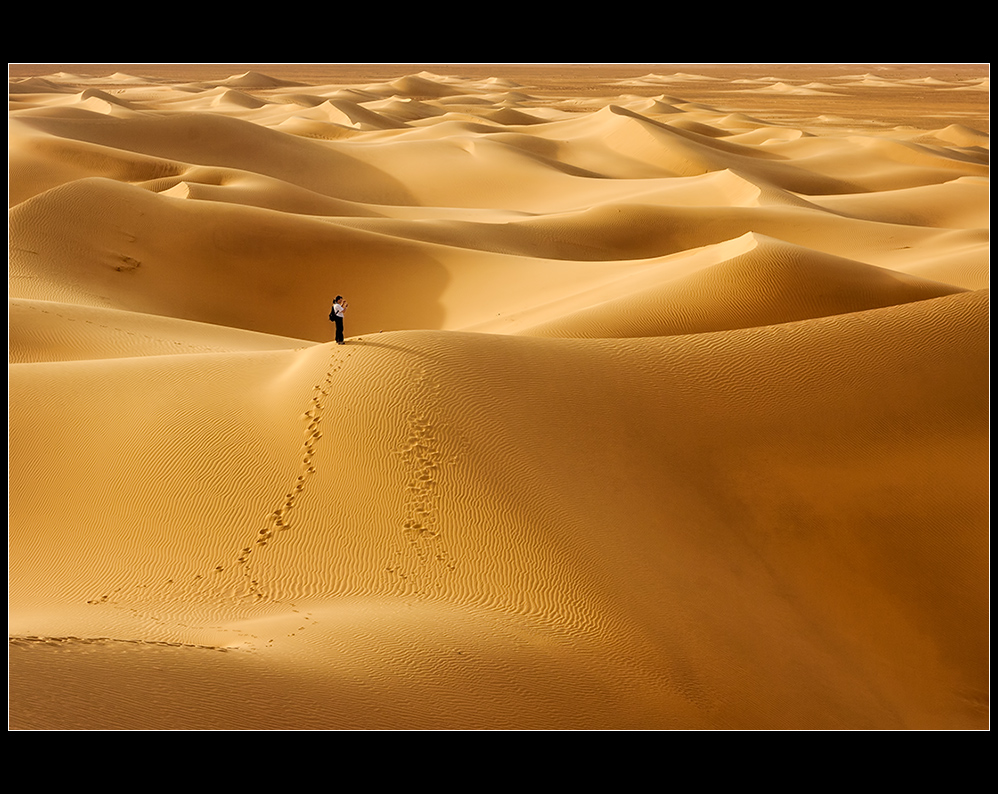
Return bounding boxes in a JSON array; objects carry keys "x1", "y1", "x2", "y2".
[{"x1": 8, "y1": 64, "x2": 989, "y2": 729}]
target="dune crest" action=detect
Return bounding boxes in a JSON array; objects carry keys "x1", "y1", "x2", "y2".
[{"x1": 8, "y1": 64, "x2": 989, "y2": 730}]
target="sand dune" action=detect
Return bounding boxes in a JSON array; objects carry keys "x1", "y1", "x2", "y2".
[
  {"x1": 9, "y1": 298, "x2": 314, "y2": 363},
  {"x1": 474, "y1": 233, "x2": 968, "y2": 338},
  {"x1": 8, "y1": 64, "x2": 989, "y2": 730}
]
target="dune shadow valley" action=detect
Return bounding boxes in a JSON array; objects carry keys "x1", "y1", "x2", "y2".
[{"x1": 7, "y1": 63, "x2": 990, "y2": 730}]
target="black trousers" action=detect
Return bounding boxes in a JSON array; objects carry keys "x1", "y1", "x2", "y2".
[{"x1": 333, "y1": 316, "x2": 344, "y2": 344}]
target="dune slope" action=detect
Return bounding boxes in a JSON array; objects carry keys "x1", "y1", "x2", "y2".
[{"x1": 8, "y1": 64, "x2": 989, "y2": 730}]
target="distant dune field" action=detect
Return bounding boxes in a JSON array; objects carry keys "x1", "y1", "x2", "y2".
[{"x1": 8, "y1": 63, "x2": 989, "y2": 730}]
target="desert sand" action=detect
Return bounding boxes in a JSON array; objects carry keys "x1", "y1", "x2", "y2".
[{"x1": 8, "y1": 63, "x2": 989, "y2": 730}]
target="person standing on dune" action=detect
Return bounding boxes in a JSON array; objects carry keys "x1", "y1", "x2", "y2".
[{"x1": 330, "y1": 296, "x2": 348, "y2": 345}]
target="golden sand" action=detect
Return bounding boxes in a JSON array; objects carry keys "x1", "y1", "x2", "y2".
[{"x1": 8, "y1": 64, "x2": 989, "y2": 730}]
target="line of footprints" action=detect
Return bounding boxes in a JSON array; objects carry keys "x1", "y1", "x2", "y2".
[
  {"x1": 81, "y1": 349, "x2": 349, "y2": 629},
  {"x1": 235, "y1": 347, "x2": 347, "y2": 598}
]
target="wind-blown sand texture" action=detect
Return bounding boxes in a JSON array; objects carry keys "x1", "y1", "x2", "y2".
[{"x1": 8, "y1": 63, "x2": 989, "y2": 730}]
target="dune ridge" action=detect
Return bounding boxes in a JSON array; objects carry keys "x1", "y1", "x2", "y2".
[{"x1": 8, "y1": 64, "x2": 989, "y2": 730}]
